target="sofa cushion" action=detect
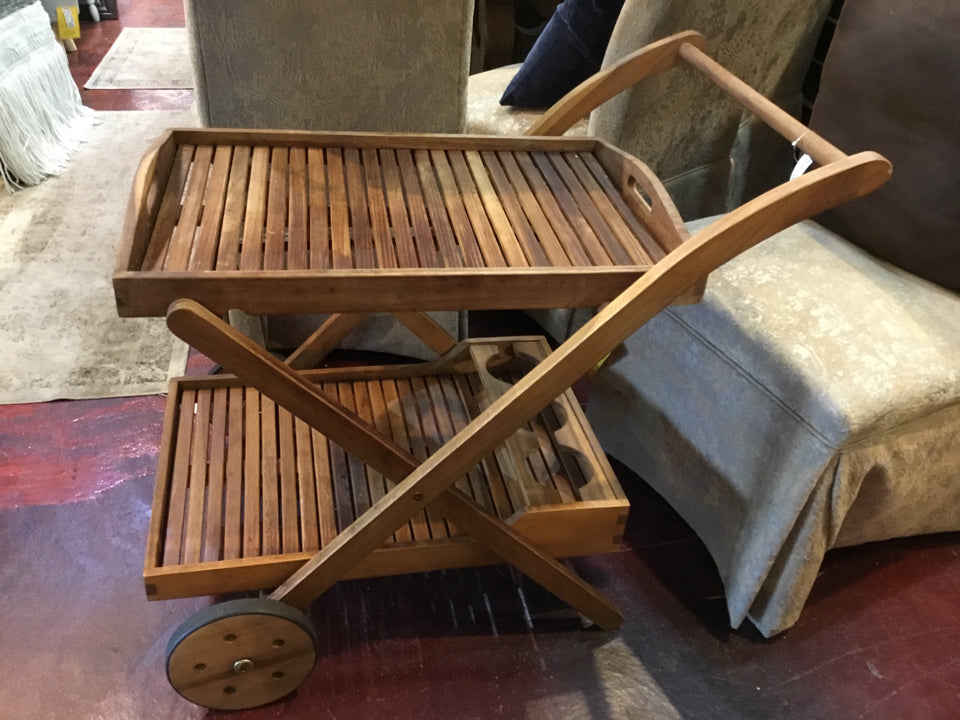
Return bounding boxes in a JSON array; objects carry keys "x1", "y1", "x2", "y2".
[
  {"x1": 466, "y1": 64, "x2": 589, "y2": 136},
  {"x1": 499, "y1": 0, "x2": 624, "y2": 108},
  {"x1": 810, "y1": 0, "x2": 960, "y2": 291}
]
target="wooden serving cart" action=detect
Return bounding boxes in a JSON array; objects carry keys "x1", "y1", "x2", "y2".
[{"x1": 113, "y1": 32, "x2": 890, "y2": 711}]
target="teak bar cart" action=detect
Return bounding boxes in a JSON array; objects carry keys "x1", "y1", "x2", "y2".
[{"x1": 113, "y1": 32, "x2": 891, "y2": 711}]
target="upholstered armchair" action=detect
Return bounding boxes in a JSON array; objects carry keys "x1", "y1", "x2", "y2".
[
  {"x1": 570, "y1": 0, "x2": 960, "y2": 636},
  {"x1": 466, "y1": 0, "x2": 833, "y2": 220},
  {"x1": 184, "y1": 0, "x2": 475, "y2": 134},
  {"x1": 181, "y1": 0, "x2": 476, "y2": 359}
]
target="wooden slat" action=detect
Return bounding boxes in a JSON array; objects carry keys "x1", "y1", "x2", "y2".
[
  {"x1": 424, "y1": 377, "x2": 468, "y2": 538},
  {"x1": 479, "y1": 151, "x2": 548, "y2": 267},
  {"x1": 437, "y1": 376, "x2": 497, "y2": 515},
  {"x1": 515, "y1": 151, "x2": 592, "y2": 266},
  {"x1": 164, "y1": 145, "x2": 212, "y2": 271},
  {"x1": 260, "y1": 395, "x2": 281, "y2": 556},
  {"x1": 277, "y1": 407, "x2": 301, "y2": 553},
  {"x1": 453, "y1": 374, "x2": 514, "y2": 519},
  {"x1": 190, "y1": 145, "x2": 232, "y2": 271},
  {"x1": 327, "y1": 148, "x2": 352, "y2": 270},
  {"x1": 531, "y1": 151, "x2": 611, "y2": 266},
  {"x1": 338, "y1": 382, "x2": 373, "y2": 523},
  {"x1": 163, "y1": 388, "x2": 195, "y2": 566},
  {"x1": 263, "y1": 146, "x2": 289, "y2": 270},
  {"x1": 362, "y1": 148, "x2": 397, "y2": 269},
  {"x1": 307, "y1": 147, "x2": 331, "y2": 269},
  {"x1": 310, "y1": 426, "x2": 338, "y2": 548},
  {"x1": 580, "y1": 152, "x2": 664, "y2": 262},
  {"x1": 469, "y1": 344, "x2": 562, "y2": 508},
  {"x1": 287, "y1": 147, "x2": 309, "y2": 270},
  {"x1": 408, "y1": 376, "x2": 453, "y2": 540},
  {"x1": 423, "y1": 377, "x2": 467, "y2": 494},
  {"x1": 351, "y1": 382, "x2": 392, "y2": 539},
  {"x1": 239, "y1": 146, "x2": 270, "y2": 271},
  {"x1": 465, "y1": 151, "x2": 528, "y2": 267},
  {"x1": 201, "y1": 388, "x2": 228, "y2": 561},
  {"x1": 561, "y1": 151, "x2": 653, "y2": 265},
  {"x1": 496, "y1": 150, "x2": 571, "y2": 266},
  {"x1": 396, "y1": 149, "x2": 439, "y2": 268},
  {"x1": 142, "y1": 144, "x2": 194, "y2": 271},
  {"x1": 322, "y1": 382, "x2": 355, "y2": 532},
  {"x1": 216, "y1": 145, "x2": 252, "y2": 270},
  {"x1": 383, "y1": 379, "x2": 432, "y2": 541},
  {"x1": 344, "y1": 148, "x2": 375, "y2": 268},
  {"x1": 378, "y1": 149, "x2": 420, "y2": 267},
  {"x1": 430, "y1": 150, "x2": 487, "y2": 268},
  {"x1": 222, "y1": 386, "x2": 244, "y2": 560},
  {"x1": 144, "y1": 384, "x2": 182, "y2": 580},
  {"x1": 294, "y1": 417, "x2": 320, "y2": 552},
  {"x1": 534, "y1": 400, "x2": 581, "y2": 503},
  {"x1": 447, "y1": 150, "x2": 506, "y2": 268},
  {"x1": 462, "y1": 373, "x2": 523, "y2": 515},
  {"x1": 183, "y1": 389, "x2": 212, "y2": 564},
  {"x1": 549, "y1": 151, "x2": 636, "y2": 264},
  {"x1": 415, "y1": 149, "x2": 463, "y2": 268},
  {"x1": 242, "y1": 387, "x2": 261, "y2": 557},
  {"x1": 366, "y1": 380, "x2": 413, "y2": 544}
]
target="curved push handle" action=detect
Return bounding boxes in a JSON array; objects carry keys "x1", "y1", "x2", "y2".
[{"x1": 526, "y1": 31, "x2": 706, "y2": 137}]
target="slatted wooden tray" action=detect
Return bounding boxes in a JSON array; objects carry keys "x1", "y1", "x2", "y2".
[
  {"x1": 114, "y1": 129, "x2": 698, "y2": 318},
  {"x1": 145, "y1": 337, "x2": 628, "y2": 600}
]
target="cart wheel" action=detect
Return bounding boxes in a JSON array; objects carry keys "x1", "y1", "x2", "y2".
[{"x1": 165, "y1": 598, "x2": 318, "y2": 711}]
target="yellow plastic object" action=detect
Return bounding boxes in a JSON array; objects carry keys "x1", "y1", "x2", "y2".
[{"x1": 56, "y1": 6, "x2": 81, "y2": 40}]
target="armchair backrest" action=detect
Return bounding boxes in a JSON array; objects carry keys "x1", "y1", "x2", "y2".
[
  {"x1": 809, "y1": 0, "x2": 960, "y2": 292},
  {"x1": 589, "y1": 0, "x2": 832, "y2": 218},
  {"x1": 185, "y1": 0, "x2": 475, "y2": 133}
]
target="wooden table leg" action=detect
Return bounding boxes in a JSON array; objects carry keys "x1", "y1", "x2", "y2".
[{"x1": 285, "y1": 313, "x2": 369, "y2": 369}]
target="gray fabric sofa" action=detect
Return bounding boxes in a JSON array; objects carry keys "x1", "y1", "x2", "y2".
[{"x1": 547, "y1": 0, "x2": 960, "y2": 636}]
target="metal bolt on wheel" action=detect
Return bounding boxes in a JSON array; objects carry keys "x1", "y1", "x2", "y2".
[{"x1": 165, "y1": 598, "x2": 318, "y2": 711}]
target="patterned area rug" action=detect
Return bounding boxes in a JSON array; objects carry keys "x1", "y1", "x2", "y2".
[
  {"x1": 0, "y1": 109, "x2": 196, "y2": 403},
  {"x1": 84, "y1": 27, "x2": 193, "y2": 89}
]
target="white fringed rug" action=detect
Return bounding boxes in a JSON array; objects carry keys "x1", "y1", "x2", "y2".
[
  {"x1": 0, "y1": 110, "x2": 197, "y2": 403},
  {"x1": 0, "y1": 1, "x2": 95, "y2": 190},
  {"x1": 85, "y1": 27, "x2": 193, "y2": 90}
]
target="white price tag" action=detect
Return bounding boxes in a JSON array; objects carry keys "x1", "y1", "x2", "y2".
[{"x1": 790, "y1": 152, "x2": 813, "y2": 180}]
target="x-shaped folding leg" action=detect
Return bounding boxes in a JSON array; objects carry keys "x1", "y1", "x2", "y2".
[
  {"x1": 168, "y1": 299, "x2": 624, "y2": 629},
  {"x1": 285, "y1": 311, "x2": 459, "y2": 369}
]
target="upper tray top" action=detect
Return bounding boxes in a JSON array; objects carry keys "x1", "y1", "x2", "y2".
[{"x1": 114, "y1": 129, "x2": 690, "y2": 317}]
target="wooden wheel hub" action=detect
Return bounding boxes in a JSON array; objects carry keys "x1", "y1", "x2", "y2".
[{"x1": 165, "y1": 598, "x2": 318, "y2": 710}]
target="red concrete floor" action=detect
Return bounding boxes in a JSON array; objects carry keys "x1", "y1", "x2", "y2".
[{"x1": 1, "y1": 2, "x2": 959, "y2": 718}]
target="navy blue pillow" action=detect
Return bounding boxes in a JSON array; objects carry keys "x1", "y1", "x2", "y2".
[{"x1": 500, "y1": 0, "x2": 625, "y2": 108}]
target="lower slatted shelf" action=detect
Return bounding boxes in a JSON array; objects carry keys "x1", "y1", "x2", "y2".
[{"x1": 144, "y1": 338, "x2": 629, "y2": 600}]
